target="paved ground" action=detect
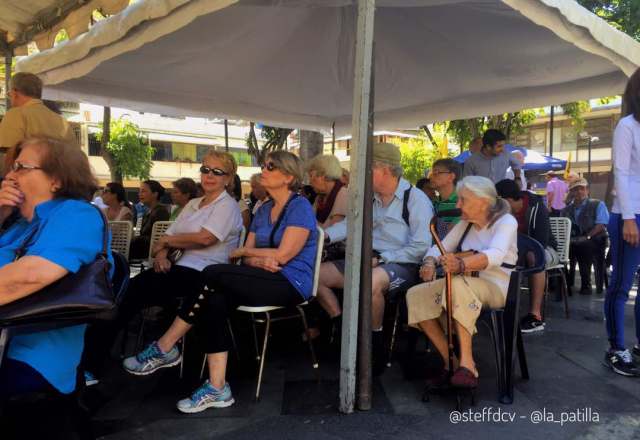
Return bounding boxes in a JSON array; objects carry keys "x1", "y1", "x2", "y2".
[{"x1": 76, "y1": 281, "x2": 640, "y2": 440}]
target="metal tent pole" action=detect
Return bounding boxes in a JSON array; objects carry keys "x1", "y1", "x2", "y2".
[
  {"x1": 549, "y1": 106, "x2": 554, "y2": 156},
  {"x1": 224, "y1": 119, "x2": 229, "y2": 152},
  {"x1": 339, "y1": 0, "x2": 376, "y2": 415}
]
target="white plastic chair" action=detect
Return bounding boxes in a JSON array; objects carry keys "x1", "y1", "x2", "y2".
[
  {"x1": 200, "y1": 226, "x2": 324, "y2": 401},
  {"x1": 547, "y1": 217, "x2": 572, "y2": 318},
  {"x1": 147, "y1": 221, "x2": 174, "y2": 266},
  {"x1": 108, "y1": 221, "x2": 133, "y2": 261}
]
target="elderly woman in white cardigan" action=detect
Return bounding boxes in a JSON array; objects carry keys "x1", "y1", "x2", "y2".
[{"x1": 407, "y1": 176, "x2": 518, "y2": 390}]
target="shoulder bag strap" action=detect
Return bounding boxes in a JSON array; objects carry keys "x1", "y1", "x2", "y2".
[
  {"x1": 15, "y1": 202, "x2": 109, "y2": 261},
  {"x1": 269, "y1": 193, "x2": 298, "y2": 248},
  {"x1": 455, "y1": 222, "x2": 473, "y2": 253},
  {"x1": 402, "y1": 186, "x2": 412, "y2": 227}
]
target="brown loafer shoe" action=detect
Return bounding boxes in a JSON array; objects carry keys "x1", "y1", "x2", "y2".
[{"x1": 450, "y1": 366, "x2": 478, "y2": 389}]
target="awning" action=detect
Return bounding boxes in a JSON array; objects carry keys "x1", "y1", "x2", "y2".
[{"x1": 16, "y1": 0, "x2": 640, "y2": 133}]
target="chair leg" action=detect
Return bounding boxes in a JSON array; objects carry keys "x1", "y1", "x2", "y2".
[
  {"x1": 255, "y1": 312, "x2": 271, "y2": 401},
  {"x1": 492, "y1": 312, "x2": 511, "y2": 404},
  {"x1": 387, "y1": 303, "x2": 401, "y2": 367},
  {"x1": 251, "y1": 313, "x2": 260, "y2": 362},
  {"x1": 179, "y1": 336, "x2": 185, "y2": 379},
  {"x1": 297, "y1": 305, "x2": 319, "y2": 371},
  {"x1": 560, "y1": 270, "x2": 570, "y2": 319},
  {"x1": 227, "y1": 319, "x2": 240, "y2": 363},
  {"x1": 200, "y1": 354, "x2": 207, "y2": 380},
  {"x1": 516, "y1": 328, "x2": 529, "y2": 380},
  {"x1": 489, "y1": 313, "x2": 504, "y2": 401},
  {"x1": 135, "y1": 308, "x2": 151, "y2": 353}
]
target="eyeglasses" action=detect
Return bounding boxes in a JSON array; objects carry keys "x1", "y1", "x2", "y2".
[
  {"x1": 103, "y1": 188, "x2": 112, "y2": 194},
  {"x1": 11, "y1": 161, "x2": 42, "y2": 173},
  {"x1": 200, "y1": 165, "x2": 228, "y2": 176},
  {"x1": 261, "y1": 161, "x2": 278, "y2": 172}
]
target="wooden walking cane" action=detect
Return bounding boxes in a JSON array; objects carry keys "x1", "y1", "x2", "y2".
[{"x1": 429, "y1": 217, "x2": 455, "y2": 380}]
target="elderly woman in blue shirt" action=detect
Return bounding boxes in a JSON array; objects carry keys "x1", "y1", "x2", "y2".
[
  {"x1": 121, "y1": 151, "x2": 318, "y2": 413},
  {"x1": 0, "y1": 137, "x2": 112, "y2": 398}
]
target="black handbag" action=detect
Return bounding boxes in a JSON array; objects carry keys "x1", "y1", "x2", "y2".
[{"x1": 0, "y1": 203, "x2": 116, "y2": 326}]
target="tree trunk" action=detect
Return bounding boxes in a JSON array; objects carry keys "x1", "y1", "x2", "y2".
[
  {"x1": 299, "y1": 130, "x2": 324, "y2": 162},
  {"x1": 100, "y1": 106, "x2": 121, "y2": 183}
]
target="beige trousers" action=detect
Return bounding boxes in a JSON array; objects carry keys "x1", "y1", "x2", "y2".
[{"x1": 406, "y1": 276, "x2": 505, "y2": 335}]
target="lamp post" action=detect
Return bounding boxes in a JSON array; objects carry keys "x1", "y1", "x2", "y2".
[{"x1": 579, "y1": 132, "x2": 599, "y2": 179}]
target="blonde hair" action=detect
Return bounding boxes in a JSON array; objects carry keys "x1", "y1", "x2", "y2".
[
  {"x1": 306, "y1": 154, "x2": 342, "y2": 180},
  {"x1": 202, "y1": 150, "x2": 237, "y2": 190},
  {"x1": 267, "y1": 151, "x2": 304, "y2": 191},
  {"x1": 457, "y1": 176, "x2": 510, "y2": 226}
]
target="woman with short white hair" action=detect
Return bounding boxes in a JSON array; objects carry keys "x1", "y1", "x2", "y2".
[
  {"x1": 406, "y1": 175, "x2": 518, "y2": 390},
  {"x1": 306, "y1": 155, "x2": 348, "y2": 228}
]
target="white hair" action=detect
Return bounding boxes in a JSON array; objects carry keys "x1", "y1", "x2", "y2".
[{"x1": 457, "y1": 176, "x2": 510, "y2": 225}]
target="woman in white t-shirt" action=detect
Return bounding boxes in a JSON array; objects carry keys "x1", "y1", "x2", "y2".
[
  {"x1": 406, "y1": 176, "x2": 518, "y2": 390},
  {"x1": 84, "y1": 151, "x2": 243, "y2": 381},
  {"x1": 306, "y1": 154, "x2": 348, "y2": 229}
]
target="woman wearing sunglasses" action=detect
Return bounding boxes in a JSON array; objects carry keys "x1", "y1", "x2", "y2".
[
  {"x1": 83, "y1": 151, "x2": 243, "y2": 382},
  {"x1": 121, "y1": 151, "x2": 318, "y2": 413}
]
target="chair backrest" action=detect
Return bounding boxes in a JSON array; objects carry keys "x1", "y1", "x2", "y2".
[
  {"x1": 108, "y1": 221, "x2": 133, "y2": 261},
  {"x1": 147, "y1": 221, "x2": 174, "y2": 264},
  {"x1": 134, "y1": 215, "x2": 143, "y2": 236},
  {"x1": 549, "y1": 217, "x2": 572, "y2": 264},
  {"x1": 311, "y1": 226, "x2": 325, "y2": 298}
]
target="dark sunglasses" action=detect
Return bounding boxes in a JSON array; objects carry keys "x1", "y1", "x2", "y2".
[
  {"x1": 200, "y1": 165, "x2": 228, "y2": 176},
  {"x1": 11, "y1": 161, "x2": 42, "y2": 173},
  {"x1": 261, "y1": 161, "x2": 278, "y2": 172}
]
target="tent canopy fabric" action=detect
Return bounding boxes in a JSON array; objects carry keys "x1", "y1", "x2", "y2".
[
  {"x1": 0, "y1": 0, "x2": 129, "y2": 53},
  {"x1": 453, "y1": 144, "x2": 567, "y2": 172},
  {"x1": 16, "y1": 0, "x2": 640, "y2": 134}
]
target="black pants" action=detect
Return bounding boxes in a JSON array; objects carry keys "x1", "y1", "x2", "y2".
[
  {"x1": 178, "y1": 264, "x2": 302, "y2": 354},
  {"x1": 568, "y1": 236, "x2": 606, "y2": 291},
  {"x1": 130, "y1": 236, "x2": 151, "y2": 260},
  {"x1": 83, "y1": 265, "x2": 202, "y2": 375}
]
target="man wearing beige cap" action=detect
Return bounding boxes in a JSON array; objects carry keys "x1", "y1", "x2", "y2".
[
  {"x1": 561, "y1": 178, "x2": 609, "y2": 295},
  {"x1": 318, "y1": 142, "x2": 434, "y2": 375}
]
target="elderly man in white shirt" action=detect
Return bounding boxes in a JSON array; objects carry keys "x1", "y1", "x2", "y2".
[{"x1": 317, "y1": 142, "x2": 434, "y2": 375}]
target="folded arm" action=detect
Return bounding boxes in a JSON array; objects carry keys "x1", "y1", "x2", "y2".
[{"x1": 0, "y1": 256, "x2": 68, "y2": 306}]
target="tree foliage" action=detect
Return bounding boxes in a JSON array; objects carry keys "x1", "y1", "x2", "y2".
[
  {"x1": 389, "y1": 134, "x2": 447, "y2": 184},
  {"x1": 447, "y1": 111, "x2": 538, "y2": 149},
  {"x1": 246, "y1": 123, "x2": 293, "y2": 165},
  {"x1": 97, "y1": 119, "x2": 154, "y2": 181},
  {"x1": 577, "y1": 0, "x2": 640, "y2": 40}
]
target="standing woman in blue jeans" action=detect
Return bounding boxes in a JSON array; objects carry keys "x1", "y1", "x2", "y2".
[
  {"x1": 0, "y1": 137, "x2": 112, "y2": 398},
  {"x1": 604, "y1": 68, "x2": 640, "y2": 377},
  {"x1": 122, "y1": 151, "x2": 318, "y2": 413}
]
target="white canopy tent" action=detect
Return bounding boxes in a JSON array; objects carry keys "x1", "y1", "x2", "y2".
[
  {"x1": 15, "y1": 0, "x2": 640, "y2": 413},
  {"x1": 16, "y1": 0, "x2": 640, "y2": 134}
]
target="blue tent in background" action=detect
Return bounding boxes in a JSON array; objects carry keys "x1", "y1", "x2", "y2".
[{"x1": 453, "y1": 144, "x2": 566, "y2": 172}]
